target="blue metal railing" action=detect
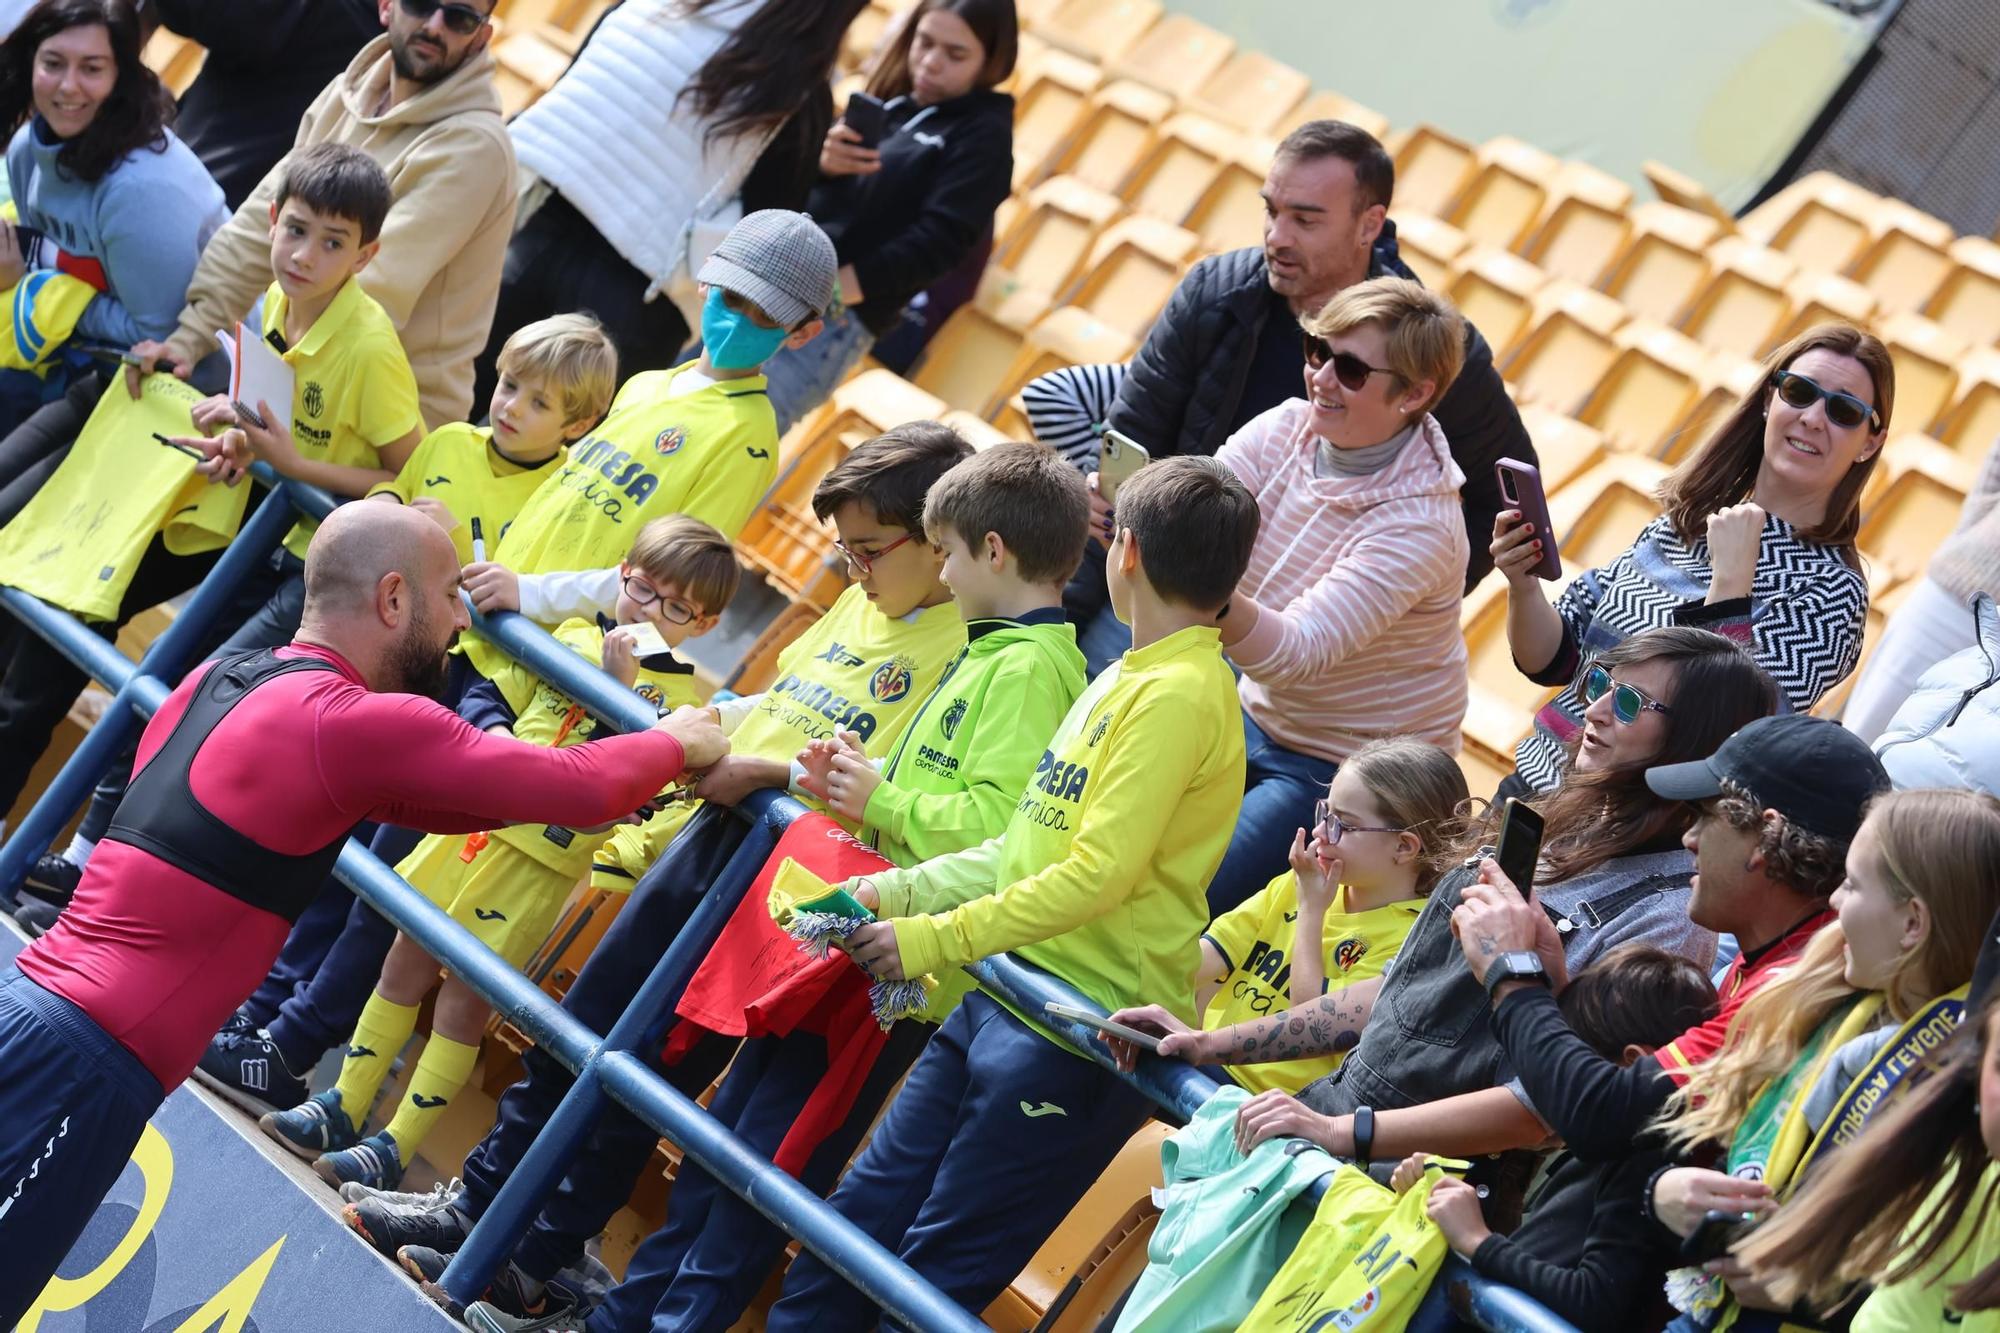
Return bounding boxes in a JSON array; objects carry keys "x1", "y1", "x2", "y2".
[{"x1": 1, "y1": 471, "x2": 1575, "y2": 1332}]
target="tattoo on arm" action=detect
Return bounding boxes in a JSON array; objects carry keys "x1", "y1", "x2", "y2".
[{"x1": 1213, "y1": 986, "x2": 1372, "y2": 1065}]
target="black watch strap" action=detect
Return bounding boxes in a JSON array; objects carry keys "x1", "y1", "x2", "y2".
[{"x1": 1352, "y1": 1104, "x2": 1376, "y2": 1165}]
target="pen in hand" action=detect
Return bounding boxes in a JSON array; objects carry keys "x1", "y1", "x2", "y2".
[{"x1": 152, "y1": 431, "x2": 203, "y2": 461}]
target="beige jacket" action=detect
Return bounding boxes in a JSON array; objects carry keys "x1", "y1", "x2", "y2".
[{"x1": 165, "y1": 36, "x2": 516, "y2": 428}]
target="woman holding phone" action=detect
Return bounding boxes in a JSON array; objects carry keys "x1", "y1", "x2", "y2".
[
  {"x1": 1495, "y1": 324, "x2": 1888, "y2": 797},
  {"x1": 758, "y1": 0, "x2": 1017, "y2": 430}
]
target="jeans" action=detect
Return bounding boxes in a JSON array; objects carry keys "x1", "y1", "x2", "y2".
[
  {"x1": 1205, "y1": 711, "x2": 1338, "y2": 916},
  {"x1": 760, "y1": 306, "x2": 876, "y2": 434}
]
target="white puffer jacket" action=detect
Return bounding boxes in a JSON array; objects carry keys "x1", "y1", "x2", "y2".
[
  {"x1": 509, "y1": 0, "x2": 773, "y2": 330},
  {"x1": 1876, "y1": 592, "x2": 2000, "y2": 794}
]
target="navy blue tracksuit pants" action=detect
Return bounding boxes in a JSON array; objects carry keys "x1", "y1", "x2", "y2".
[
  {"x1": 762, "y1": 992, "x2": 1153, "y2": 1330},
  {"x1": 0, "y1": 968, "x2": 164, "y2": 1329}
]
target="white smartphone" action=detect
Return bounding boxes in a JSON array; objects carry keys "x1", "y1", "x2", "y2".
[
  {"x1": 1043, "y1": 1001, "x2": 1165, "y2": 1053},
  {"x1": 1097, "y1": 429, "x2": 1152, "y2": 505}
]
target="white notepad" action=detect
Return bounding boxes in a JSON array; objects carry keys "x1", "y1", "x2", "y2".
[{"x1": 217, "y1": 323, "x2": 294, "y2": 433}]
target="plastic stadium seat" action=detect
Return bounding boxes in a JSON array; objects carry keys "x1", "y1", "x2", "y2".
[
  {"x1": 992, "y1": 175, "x2": 1126, "y2": 301},
  {"x1": 1549, "y1": 456, "x2": 1673, "y2": 570},
  {"x1": 1390, "y1": 124, "x2": 1479, "y2": 218},
  {"x1": 1598, "y1": 202, "x2": 1727, "y2": 327},
  {"x1": 1187, "y1": 51, "x2": 1311, "y2": 135},
  {"x1": 1576, "y1": 323, "x2": 1705, "y2": 456},
  {"x1": 1065, "y1": 215, "x2": 1203, "y2": 340},
  {"x1": 1641, "y1": 160, "x2": 1737, "y2": 230},
  {"x1": 1040, "y1": 81, "x2": 1175, "y2": 196},
  {"x1": 1678, "y1": 237, "x2": 1797, "y2": 361},
  {"x1": 1502, "y1": 282, "x2": 1629, "y2": 413},
  {"x1": 1460, "y1": 576, "x2": 1557, "y2": 760},
  {"x1": 1778, "y1": 270, "x2": 1878, "y2": 345},
  {"x1": 1107, "y1": 14, "x2": 1235, "y2": 96},
  {"x1": 491, "y1": 26, "x2": 577, "y2": 115},
  {"x1": 1519, "y1": 161, "x2": 1636, "y2": 288},
  {"x1": 1847, "y1": 203, "x2": 1957, "y2": 316},
  {"x1": 939, "y1": 410, "x2": 1016, "y2": 450},
  {"x1": 1014, "y1": 0, "x2": 1069, "y2": 27},
  {"x1": 1446, "y1": 137, "x2": 1562, "y2": 253},
  {"x1": 1446, "y1": 248, "x2": 1550, "y2": 361},
  {"x1": 1662, "y1": 353, "x2": 1765, "y2": 463},
  {"x1": 1456, "y1": 738, "x2": 1515, "y2": 801},
  {"x1": 1119, "y1": 112, "x2": 1241, "y2": 225},
  {"x1": 1740, "y1": 172, "x2": 1882, "y2": 275},
  {"x1": 1878, "y1": 311, "x2": 1969, "y2": 435},
  {"x1": 728, "y1": 601, "x2": 827, "y2": 695},
  {"x1": 1037, "y1": 0, "x2": 1163, "y2": 64},
  {"x1": 1513, "y1": 405, "x2": 1606, "y2": 495},
  {"x1": 141, "y1": 28, "x2": 206, "y2": 96},
  {"x1": 1390, "y1": 213, "x2": 1472, "y2": 291},
  {"x1": 1934, "y1": 349, "x2": 2000, "y2": 462},
  {"x1": 1282, "y1": 89, "x2": 1391, "y2": 142},
  {"x1": 986, "y1": 307, "x2": 1138, "y2": 419},
  {"x1": 1925, "y1": 236, "x2": 2000, "y2": 347},
  {"x1": 839, "y1": 1, "x2": 898, "y2": 74},
  {"x1": 1858, "y1": 445, "x2": 1974, "y2": 583},
  {"x1": 1182, "y1": 149, "x2": 1277, "y2": 256},
  {"x1": 1011, "y1": 49, "x2": 1104, "y2": 191},
  {"x1": 910, "y1": 286, "x2": 1051, "y2": 416}
]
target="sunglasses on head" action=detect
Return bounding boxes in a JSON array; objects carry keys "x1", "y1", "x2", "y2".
[
  {"x1": 398, "y1": 0, "x2": 489, "y2": 36},
  {"x1": 1582, "y1": 663, "x2": 1671, "y2": 725},
  {"x1": 1302, "y1": 332, "x2": 1396, "y2": 394},
  {"x1": 1770, "y1": 370, "x2": 1880, "y2": 432}
]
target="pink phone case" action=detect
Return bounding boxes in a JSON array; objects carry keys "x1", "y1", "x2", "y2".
[{"x1": 1495, "y1": 460, "x2": 1562, "y2": 581}]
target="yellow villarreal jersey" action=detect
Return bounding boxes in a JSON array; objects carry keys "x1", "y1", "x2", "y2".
[
  {"x1": 368, "y1": 423, "x2": 564, "y2": 566},
  {"x1": 1203, "y1": 874, "x2": 1423, "y2": 1095},
  {"x1": 485, "y1": 617, "x2": 704, "y2": 876},
  {"x1": 263, "y1": 278, "x2": 422, "y2": 559}
]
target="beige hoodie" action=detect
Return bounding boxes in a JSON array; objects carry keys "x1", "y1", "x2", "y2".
[{"x1": 164, "y1": 36, "x2": 516, "y2": 429}]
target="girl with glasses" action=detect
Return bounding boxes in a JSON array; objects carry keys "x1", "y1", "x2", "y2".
[{"x1": 1493, "y1": 324, "x2": 1891, "y2": 799}]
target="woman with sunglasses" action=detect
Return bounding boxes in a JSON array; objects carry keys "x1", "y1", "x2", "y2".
[
  {"x1": 1496, "y1": 324, "x2": 1891, "y2": 798},
  {"x1": 1201, "y1": 276, "x2": 1474, "y2": 914}
]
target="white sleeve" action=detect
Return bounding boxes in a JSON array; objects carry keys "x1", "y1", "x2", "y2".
[
  {"x1": 713, "y1": 693, "x2": 764, "y2": 735},
  {"x1": 517, "y1": 567, "x2": 624, "y2": 623}
]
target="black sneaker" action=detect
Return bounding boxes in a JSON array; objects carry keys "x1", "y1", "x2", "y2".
[
  {"x1": 13, "y1": 899, "x2": 62, "y2": 937},
  {"x1": 21, "y1": 853, "x2": 81, "y2": 906},
  {"x1": 342, "y1": 1186, "x2": 472, "y2": 1260},
  {"x1": 190, "y1": 1026, "x2": 309, "y2": 1117}
]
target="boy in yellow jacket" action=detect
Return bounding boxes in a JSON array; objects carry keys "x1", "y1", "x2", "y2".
[{"x1": 760, "y1": 456, "x2": 1261, "y2": 1325}]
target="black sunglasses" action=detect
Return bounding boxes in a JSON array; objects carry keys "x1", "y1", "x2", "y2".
[
  {"x1": 398, "y1": 0, "x2": 489, "y2": 36},
  {"x1": 1582, "y1": 663, "x2": 1671, "y2": 725},
  {"x1": 1303, "y1": 332, "x2": 1396, "y2": 393},
  {"x1": 1770, "y1": 370, "x2": 1880, "y2": 433}
]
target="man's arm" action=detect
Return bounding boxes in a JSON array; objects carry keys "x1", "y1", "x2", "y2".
[
  {"x1": 1491, "y1": 984, "x2": 1676, "y2": 1159},
  {"x1": 154, "y1": 0, "x2": 325, "y2": 61}
]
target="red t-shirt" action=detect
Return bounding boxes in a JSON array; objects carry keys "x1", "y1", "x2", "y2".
[{"x1": 1654, "y1": 909, "x2": 1836, "y2": 1083}]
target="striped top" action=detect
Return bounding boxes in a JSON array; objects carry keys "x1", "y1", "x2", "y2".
[
  {"x1": 1220, "y1": 400, "x2": 1470, "y2": 763},
  {"x1": 1513, "y1": 511, "x2": 1867, "y2": 792}
]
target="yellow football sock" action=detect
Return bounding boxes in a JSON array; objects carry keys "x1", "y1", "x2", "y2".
[
  {"x1": 382, "y1": 1033, "x2": 480, "y2": 1159},
  {"x1": 332, "y1": 993, "x2": 419, "y2": 1118}
]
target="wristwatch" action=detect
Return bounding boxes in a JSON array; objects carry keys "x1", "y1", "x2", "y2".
[
  {"x1": 1351, "y1": 1104, "x2": 1375, "y2": 1165},
  {"x1": 1483, "y1": 950, "x2": 1550, "y2": 995}
]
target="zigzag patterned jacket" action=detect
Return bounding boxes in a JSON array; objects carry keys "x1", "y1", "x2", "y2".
[{"x1": 1513, "y1": 511, "x2": 1866, "y2": 793}]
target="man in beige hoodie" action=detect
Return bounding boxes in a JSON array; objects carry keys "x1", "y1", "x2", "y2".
[{"x1": 131, "y1": 0, "x2": 515, "y2": 429}]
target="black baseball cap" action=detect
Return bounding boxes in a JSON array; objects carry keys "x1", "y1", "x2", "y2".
[{"x1": 1644, "y1": 714, "x2": 1890, "y2": 843}]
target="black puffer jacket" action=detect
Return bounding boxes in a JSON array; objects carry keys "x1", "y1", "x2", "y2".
[{"x1": 1105, "y1": 228, "x2": 1536, "y2": 590}]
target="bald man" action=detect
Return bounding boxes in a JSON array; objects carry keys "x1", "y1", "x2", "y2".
[{"x1": 0, "y1": 504, "x2": 726, "y2": 1321}]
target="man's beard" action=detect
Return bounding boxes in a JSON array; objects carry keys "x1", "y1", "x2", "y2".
[
  {"x1": 387, "y1": 600, "x2": 452, "y2": 699},
  {"x1": 389, "y1": 31, "x2": 463, "y2": 83}
]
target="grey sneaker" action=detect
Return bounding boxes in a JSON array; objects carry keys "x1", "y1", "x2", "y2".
[
  {"x1": 463, "y1": 1290, "x2": 585, "y2": 1333},
  {"x1": 339, "y1": 1175, "x2": 463, "y2": 1209}
]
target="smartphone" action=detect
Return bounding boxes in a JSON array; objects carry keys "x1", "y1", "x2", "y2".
[
  {"x1": 842, "y1": 91, "x2": 889, "y2": 149},
  {"x1": 1097, "y1": 429, "x2": 1151, "y2": 505},
  {"x1": 1495, "y1": 459, "x2": 1562, "y2": 581},
  {"x1": 1494, "y1": 797, "x2": 1545, "y2": 898},
  {"x1": 1681, "y1": 1210, "x2": 1754, "y2": 1266},
  {"x1": 1043, "y1": 1001, "x2": 1165, "y2": 1053}
]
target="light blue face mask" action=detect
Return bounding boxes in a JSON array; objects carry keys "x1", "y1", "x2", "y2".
[{"x1": 701, "y1": 286, "x2": 790, "y2": 370}]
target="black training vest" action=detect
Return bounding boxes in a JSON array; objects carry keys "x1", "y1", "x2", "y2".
[{"x1": 104, "y1": 649, "x2": 355, "y2": 923}]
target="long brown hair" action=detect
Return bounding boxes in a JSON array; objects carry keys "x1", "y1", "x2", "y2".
[
  {"x1": 862, "y1": 0, "x2": 1018, "y2": 102},
  {"x1": 1739, "y1": 1002, "x2": 2000, "y2": 1313},
  {"x1": 1658, "y1": 324, "x2": 1892, "y2": 565},
  {"x1": 1464, "y1": 627, "x2": 1778, "y2": 880},
  {"x1": 677, "y1": 0, "x2": 869, "y2": 144},
  {"x1": 0, "y1": 0, "x2": 172, "y2": 183}
]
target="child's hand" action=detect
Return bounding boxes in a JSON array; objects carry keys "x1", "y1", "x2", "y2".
[
  {"x1": 824, "y1": 750, "x2": 881, "y2": 822},
  {"x1": 190, "y1": 393, "x2": 239, "y2": 435},
  {"x1": 843, "y1": 920, "x2": 906, "y2": 979},
  {"x1": 462, "y1": 561, "x2": 521, "y2": 613},
  {"x1": 1425, "y1": 1176, "x2": 1491, "y2": 1255},
  {"x1": 601, "y1": 625, "x2": 641, "y2": 687},
  {"x1": 236, "y1": 402, "x2": 300, "y2": 472},
  {"x1": 828, "y1": 727, "x2": 867, "y2": 759},
  {"x1": 795, "y1": 739, "x2": 839, "y2": 801},
  {"x1": 846, "y1": 876, "x2": 879, "y2": 911},
  {"x1": 186, "y1": 430, "x2": 250, "y2": 486},
  {"x1": 1288, "y1": 827, "x2": 1341, "y2": 917},
  {"x1": 408, "y1": 496, "x2": 457, "y2": 534},
  {"x1": 1389, "y1": 1153, "x2": 1431, "y2": 1195}
]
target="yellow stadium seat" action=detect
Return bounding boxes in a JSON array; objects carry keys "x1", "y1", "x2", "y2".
[
  {"x1": 491, "y1": 26, "x2": 576, "y2": 116},
  {"x1": 1925, "y1": 236, "x2": 2000, "y2": 347},
  {"x1": 1011, "y1": 49, "x2": 1104, "y2": 191},
  {"x1": 1040, "y1": 81, "x2": 1176, "y2": 196},
  {"x1": 1740, "y1": 171, "x2": 1883, "y2": 275},
  {"x1": 1390, "y1": 213, "x2": 1472, "y2": 291},
  {"x1": 1678, "y1": 237, "x2": 1797, "y2": 360},
  {"x1": 1446, "y1": 247, "x2": 1550, "y2": 361},
  {"x1": 1519, "y1": 161, "x2": 1636, "y2": 288},
  {"x1": 1662, "y1": 353, "x2": 1765, "y2": 463},
  {"x1": 1934, "y1": 348, "x2": 2000, "y2": 463},
  {"x1": 1014, "y1": 0, "x2": 1068, "y2": 26},
  {"x1": 1037, "y1": 0, "x2": 1163, "y2": 64},
  {"x1": 1550, "y1": 456, "x2": 1674, "y2": 570},
  {"x1": 1456, "y1": 738, "x2": 1515, "y2": 802},
  {"x1": 1847, "y1": 202, "x2": 1956, "y2": 316},
  {"x1": 1183, "y1": 149, "x2": 1277, "y2": 256},
  {"x1": 1513, "y1": 405, "x2": 1606, "y2": 495},
  {"x1": 991, "y1": 175, "x2": 1126, "y2": 300},
  {"x1": 1284, "y1": 90, "x2": 1391, "y2": 142},
  {"x1": 1107, "y1": 14, "x2": 1234, "y2": 96},
  {"x1": 142, "y1": 29, "x2": 207, "y2": 97},
  {"x1": 939, "y1": 410, "x2": 1016, "y2": 451},
  {"x1": 1187, "y1": 51, "x2": 1311, "y2": 136},
  {"x1": 909, "y1": 285, "x2": 1051, "y2": 416},
  {"x1": 1390, "y1": 124, "x2": 1478, "y2": 218},
  {"x1": 1119, "y1": 112, "x2": 1240, "y2": 225},
  {"x1": 839, "y1": 1, "x2": 898, "y2": 74},
  {"x1": 1446, "y1": 137, "x2": 1562, "y2": 253},
  {"x1": 1065, "y1": 215, "x2": 1203, "y2": 340},
  {"x1": 1641, "y1": 160, "x2": 1737, "y2": 230},
  {"x1": 1598, "y1": 202, "x2": 1727, "y2": 327},
  {"x1": 1460, "y1": 575, "x2": 1555, "y2": 760},
  {"x1": 986, "y1": 307, "x2": 1138, "y2": 419},
  {"x1": 1778, "y1": 270, "x2": 1878, "y2": 345},
  {"x1": 1878, "y1": 311, "x2": 1968, "y2": 435},
  {"x1": 1502, "y1": 282, "x2": 1629, "y2": 413},
  {"x1": 1576, "y1": 323, "x2": 1705, "y2": 456},
  {"x1": 1858, "y1": 444, "x2": 1974, "y2": 583}
]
